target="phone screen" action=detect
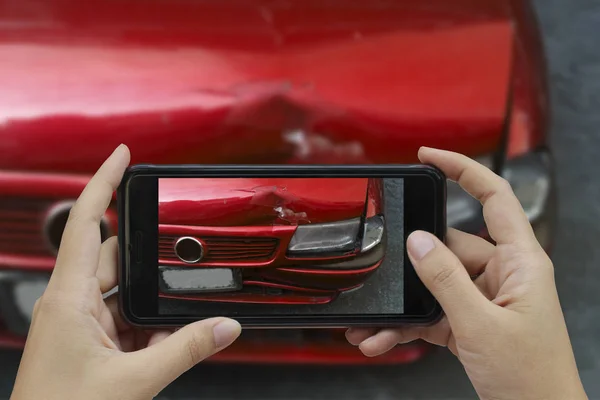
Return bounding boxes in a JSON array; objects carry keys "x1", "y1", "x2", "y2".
[
  {"x1": 121, "y1": 166, "x2": 444, "y2": 326},
  {"x1": 156, "y1": 177, "x2": 403, "y2": 316}
]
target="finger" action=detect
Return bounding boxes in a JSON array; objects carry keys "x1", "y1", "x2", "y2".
[
  {"x1": 97, "y1": 301, "x2": 121, "y2": 350},
  {"x1": 105, "y1": 293, "x2": 129, "y2": 332},
  {"x1": 407, "y1": 230, "x2": 489, "y2": 330},
  {"x1": 446, "y1": 228, "x2": 495, "y2": 277},
  {"x1": 345, "y1": 328, "x2": 378, "y2": 346},
  {"x1": 147, "y1": 330, "x2": 172, "y2": 347},
  {"x1": 359, "y1": 329, "x2": 421, "y2": 357},
  {"x1": 52, "y1": 145, "x2": 130, "y2": 285},
  {"x1": 97, "y1": 236, "x2": 118, "y2": 293},
  {"x1": 419, "y1": 147, "x2": 536, "y2": 246},
  {"x1": 126, "y1": 318, "x2": 241, "y2": 394}
]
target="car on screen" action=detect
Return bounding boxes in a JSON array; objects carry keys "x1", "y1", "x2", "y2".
[
  {"x1": 0, "y1": 0, "x2": 554, "y2": 364},
  {"x1": 157, "y1": 177, "x2": 385, "y2": 305}
]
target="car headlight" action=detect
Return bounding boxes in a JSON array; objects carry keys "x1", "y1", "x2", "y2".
[
  {"x1": 287, "y1": 215, "x2": 385, "y2": 256},
  {"x1": 361, "y1": 215, "x2": 385, "y2": 252},
  {"x1": 502, "y1": 151, "x2": 552, "y2": 222},
  {"x1": 287, "y1": 217, "x2": 361, "y2": 255},
  {"x1": 447, "y1": 150, "x2": 553, "y2": 232}
]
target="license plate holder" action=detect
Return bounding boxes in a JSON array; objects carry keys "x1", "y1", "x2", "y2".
[{"x1": 158, "y1": 266, "x2": 242, "y2": 294}]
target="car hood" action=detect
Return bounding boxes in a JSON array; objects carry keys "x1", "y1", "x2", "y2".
[
  {"x1": 159, "y1": 178, "x2": 369, "y2": 226},
  {"x1": 0, "y1": 0, "x2": 513, "y2": 172}
]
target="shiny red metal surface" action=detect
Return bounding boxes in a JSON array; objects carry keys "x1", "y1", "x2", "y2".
[
  {"x1": 159, "y1": 235, "x2": 279, "y2": 263},
  {"x1": 159, "y1": 178, "x2": 371, "y2": 226},
  {"x1": 159, "y1": 224, "x2": 295, "y2": 267},
  {"x1": 157, "y1": 224, "x2": 373, "y2": 269},
  {"x1": 0, "y1": 0, "x2": 512, "y2": 173},
  {"x1": 506, "y1": 0, "x2": 550, "y2": 157},
  {"x1": 157, "y1": 176, "x2": 384, "y2": 303},
  {"x1": 0, "y1": 0, "x2": 550, "y2": 364},
  {"x1": 0, "y1": 327, "x2": 430, "y2": 365},
  {"x1": 211, "y1": 340, "x2": 431, "y2": 365},
  {"x1": 0, "y1": 172, "x2": 116, "y2": 271}
]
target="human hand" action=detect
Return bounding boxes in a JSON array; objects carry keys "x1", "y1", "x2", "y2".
[
  {"x1": 10, "y1": 145, "x2": 242, "y2": 400},
  {"x1": 346, "y1": 147, "x2": 587, "y2": 400}
]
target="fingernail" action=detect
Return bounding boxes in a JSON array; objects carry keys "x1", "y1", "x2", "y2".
[
  {"x1": 407, "y1": 231, "x2": 435, "y2": 260},
  {"x1": 213, "y1": 319, "x2": 241, "y2": 348}
]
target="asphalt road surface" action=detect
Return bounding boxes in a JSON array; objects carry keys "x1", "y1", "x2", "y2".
[{"x1": 1, "y1": 1, "x2": 599, "y2": 398}]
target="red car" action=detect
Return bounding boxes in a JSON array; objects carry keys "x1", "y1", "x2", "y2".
[
  {"x1": 0, "y1": 0, "x2": 554, "y2": 364},
  {"x1": 158, "y1": 177, "x2": 385, "y2": 305}
]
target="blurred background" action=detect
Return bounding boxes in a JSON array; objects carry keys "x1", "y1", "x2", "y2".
[{"x1": 0, "y1": 0, "x2": 599, "y2": 398}]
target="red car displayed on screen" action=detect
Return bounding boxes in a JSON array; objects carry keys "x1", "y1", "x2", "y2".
[
  {"x1": 157, "y1": 177, "x2": 385, "y2": 305},
  {"x1": 0, "y1": 0, "x2": 554, "y2": 364}
]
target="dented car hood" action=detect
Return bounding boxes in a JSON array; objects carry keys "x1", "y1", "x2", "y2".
[
  {"x1": 0, "y1": 0, "x2": 513, "y2": 172},
  {"x1": 159, "y1": 178, "x2": 369, "y2": 226}
]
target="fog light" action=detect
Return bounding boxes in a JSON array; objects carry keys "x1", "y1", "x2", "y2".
[{"x1": 175, "y1": 237, "x2": 204, "y2": 264}]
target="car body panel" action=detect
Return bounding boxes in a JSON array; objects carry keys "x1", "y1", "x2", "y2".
[
  {"x1": 0, "y1": 0, "x2": 512, "y2": 173},
  {"x1": 157, "y1": 177, "x2": 385, "y2": 304},
  {"x1": 0, "y1": 0, "x2": 551, "y2": 365},
  {"x1": 159, "y1": 177, "x2": 369, "y2": 226}
]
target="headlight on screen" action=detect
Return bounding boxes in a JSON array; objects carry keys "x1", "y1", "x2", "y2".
[
  {"x1": 361, "y1": 215, "x2": 385, "y2": 252},
  {"x1": 287, "y1": 215, "x2": 385, "y2": 256},
  {"x1": 287, "y1": 217, "x2": 361, "y2": 255},
  {"x1": 447, "y1": 150, "x2": 552, "y2": 229}
]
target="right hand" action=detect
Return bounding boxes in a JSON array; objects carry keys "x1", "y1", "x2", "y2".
[{"x1": 346, "y1": 147, "x2": 587, "y2": 400}]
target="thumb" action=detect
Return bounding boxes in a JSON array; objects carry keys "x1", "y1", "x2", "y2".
[
  {"x1": 128, "y1": 317, "x2": 241, "y2": 394},
  {"x1": 407, "y1": 231, "x2": 489, "y2": 325}
]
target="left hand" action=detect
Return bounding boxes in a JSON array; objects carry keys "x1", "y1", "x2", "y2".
[{"x1": 10, "y1": 145, "x2": 242, "y2": 400}]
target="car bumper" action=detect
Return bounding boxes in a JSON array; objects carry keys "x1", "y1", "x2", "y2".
[
  {"x1": 0, "y1": 150, "x2": 556, "y2": 364},
  {"x1": 159, "y1": 238, "x2": 386, "y2": 305}
]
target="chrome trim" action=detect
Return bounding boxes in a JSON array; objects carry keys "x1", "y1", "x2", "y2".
[{"x1": 174, "y1": 236, "x2": 204, "y2": 264}]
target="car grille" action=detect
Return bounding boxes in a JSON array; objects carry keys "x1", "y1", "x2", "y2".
[
  {"x1": 159, "y1": 236, "x2": 278, "y2": 263},
  {"x1": 0, "y1": 198, "x2": 50, "y2": 256}
]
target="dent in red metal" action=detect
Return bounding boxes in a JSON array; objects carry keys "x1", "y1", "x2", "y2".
[
  {"x1": 0, "y1": 0, "x2": 550, "y2": 365},
  {"x1": 157, "y1": 176, "x2": 384, "y2": 304},
  {"x1": 159, "y1": 178, "x2": 372, "y2": 226},
  {"x1": 0, "y1": 0, "x2": 514, "y2": 173}
]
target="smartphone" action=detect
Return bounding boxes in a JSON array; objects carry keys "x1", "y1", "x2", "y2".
[{"x1": 118, "y1": 165, "x2": 446, "y2": 328}]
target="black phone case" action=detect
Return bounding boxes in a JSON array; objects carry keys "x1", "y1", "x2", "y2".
[{"x1": 118, "y1": 164, "x2": 446, "y2": 329}]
